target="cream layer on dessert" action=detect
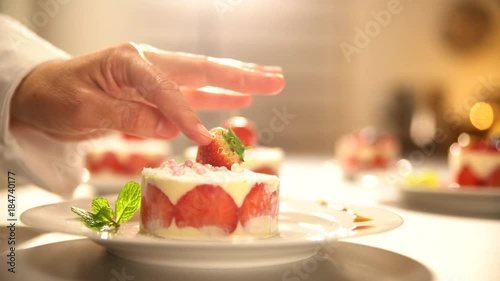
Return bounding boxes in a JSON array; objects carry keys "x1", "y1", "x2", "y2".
[
  {"x1": 449, "y1": 150, "x2": 500, "y2": 180},
  {"x1": 141, "y1": 161, "x2": 280, "y2": 240},
  {"x1": 147, "y1": 216, "x2": 278, "y2": 240}
]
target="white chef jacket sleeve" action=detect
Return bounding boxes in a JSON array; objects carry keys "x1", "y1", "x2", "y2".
[{"x1": 0, "y1": 14, "x2": 84, "y2": 196}]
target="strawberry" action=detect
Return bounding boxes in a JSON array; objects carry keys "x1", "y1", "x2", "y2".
[
  {"x1": 100, "y1": 152, "x2": 122, "y2": 173},
  {"x1": 345, "y1": 156, "x2": 360, "y2": 171},
  {"x1": 124, "y1": 154, "x2": 152, "y2": 174},
  {"x1": 239, "y1": 183, "x2": 279, "y2": 227},
  {"x1": 486, "y1": 168, "x2": 500, "y2": 187},
  {"x1": 223, "y1": 116, "x2": 257, "y2": 146},
  {"x1": 196, "y1": 127, "x2": 246, "y2": 169},
  {"x1": 253, "y1": 166, "x2": 277, "y2": 176},
  {"x1": 86, "y1": 155, "x2": 103, "y2": 173},
  {"x1": 174, "y1": 184, "x2": 238, "y2": 234},
  {"x1": 141, "y1": 183, "x2": 175, "y2": 228},
  {"x1": 372, "y1": 155, "x2": 388, "y2": 168},
  {"x1": 456, "y1": 166, "x2": 482, "y2": 186}
]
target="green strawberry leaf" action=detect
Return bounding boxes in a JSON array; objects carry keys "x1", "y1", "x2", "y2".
[
  {"x1": 223, "y1": 126, "x2": 246, "y2": 161},
  {"x1": 114, "y1": 181, "x2": 142, "y2": 225}
]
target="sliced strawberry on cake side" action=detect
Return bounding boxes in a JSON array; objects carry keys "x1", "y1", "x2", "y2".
[
  {"x1": 253, "y1": 166, "x2": 277, "y2": 176},
  {"x1": 456, "y1": 166, "x2": 482, "y2": 187},
  {"x1": 174, "y1": 184, "x2": 239, "y2": 235},
  {"x1": 486, "y1": 168, "x2": 500, "y2": 187},
  {"x1": 196, "y1": 127, "x2": 246, "y2": 169},
  {"x1": 141, "y1": 183, "x2": 175, "y2": 228},
  {"x1": 100, "y1": 152, "x2": 122, "y2": 173},
  {"x1": 239, "y1": 183, "x2": 279, "y2": 227}
]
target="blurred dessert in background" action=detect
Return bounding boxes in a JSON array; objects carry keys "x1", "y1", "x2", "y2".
[
  {"x1": 184, "y1": 116, "x2": 284, "y2": 177},
  {"x1": 448, "y1": 133, "x2": 500, "y2": 187},
  {"x1": 334, "y1": 127, "x2": 401, "y2": 175},
  {"x1": 86, "y1": 133, "x2": 171, "y2": 179}
]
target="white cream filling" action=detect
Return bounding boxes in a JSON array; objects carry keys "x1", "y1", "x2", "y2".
[
  {"x1": 449, "y1": 150, "x2": 500, "y2": 179},
  {"x1": 143, "y1": 216, "x2": 278, "y2": 240},
  {"x1": 142, "y1": 164, "x2": 279, "y2": 207}
]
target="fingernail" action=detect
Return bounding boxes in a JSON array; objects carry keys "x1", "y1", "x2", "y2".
[
  {"x1": 265, "y1": 73, "x2": 284, "y2": 78},
  {"x1": 155, "y1": 120, "x2": 171, "y2": 137},
  {"x1": 262, "y1": 66, "x2": 283, "y2": 73},
  {"x1": 198, "y1": 124, "x2": 213, "y2": 141}
]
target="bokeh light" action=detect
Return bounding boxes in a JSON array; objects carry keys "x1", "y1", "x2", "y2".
[
  {"x1": 469, "y1": 102, "x2": 494, "y2": 130},
  {"x1": 457, "y1": 133, "x2": 471, "y2": 147}
]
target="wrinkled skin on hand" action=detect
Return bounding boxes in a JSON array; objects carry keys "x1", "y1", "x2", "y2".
[{"x1": 11, "y1": 42, "x2": 284, "y2": 144}]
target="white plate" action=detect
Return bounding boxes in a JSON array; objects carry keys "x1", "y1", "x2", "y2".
[
  {"x1": 398, "y1": 185, "x2": 500, "y2": 215},
  {"x1": 20, "y1": 197, "x2": 403, "y2": 268},
  {"x1": 0, "y1": 239, "x2": 433, "y2": 281}
]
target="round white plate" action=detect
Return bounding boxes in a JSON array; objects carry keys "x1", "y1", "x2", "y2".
[
  {"x1": 398, "y1": 185, "x2": 500, "y2": 215},
  {"x1": 0, "y1": 239, "x2": 433, "y2": 281},
  {"x1": 20, "y1": 197, "x2": 403, "y2": 268}
]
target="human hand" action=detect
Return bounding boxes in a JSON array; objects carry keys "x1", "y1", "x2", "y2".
[{"x1": 10, "y1": 42, "x2": 284, "y2": 145}]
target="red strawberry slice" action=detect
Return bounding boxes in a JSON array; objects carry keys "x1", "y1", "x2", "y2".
[
  {"x1": 141, "y1": 183, "x2": 175, "y2": 228},
  {"x1": 486, "y1": 168, "x2": 500, "y2": 187},
  {"x1": 174, "y1": 184, "x2": 238, "y2": 234},
  {"x1": 124, "y1": 154, "x2": 152, "y2": 174},
  {"x1": 240, "y1": 183, "x2": 279, "y2": 227},
  {"x1": 456, "y1": 166, "x2": 482, "y2": 186},
  {"x1": 372, "y1": 155, "x2": 388, "y2": 168},
  {"x1": 253, "y1": 166, "x2": 278, "y2": 176},
  {"x1": 223, "y1": 116, "x2": 257, "y2": 147},
  {"x1": 86, "y1": 155, "x2": 103, "y2": 173},
  {"x1": 100, "y1": 152, "x2": 122, "y2": 173},
  {"x1": 196, "y1": 127, "x2": 246, "y2": 169}
]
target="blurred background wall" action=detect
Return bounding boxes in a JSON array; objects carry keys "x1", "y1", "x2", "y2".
[{"x1": 2, "y1": 0, "x2": 500, "y2": 156}]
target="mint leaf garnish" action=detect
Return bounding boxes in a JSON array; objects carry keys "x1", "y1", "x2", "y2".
[
  {"x1": 70, "y1": 181, "x2": 141, "y2": 231},
  {"x1": 71, "y1": 207, "x2": 94, "y2": 223},
  {"x1": 70, "y1": 206, "x2": 111, "y2": 230},
  {"x1": 115, "y1": 181, "x2": 141, "y2": 225},
  {"x1": 91, "y1": 197, "x2": 111, "y2": 213}
]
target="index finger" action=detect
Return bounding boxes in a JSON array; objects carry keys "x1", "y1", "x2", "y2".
[
  {"x1": 141, "y1": 46, "x2": 285, "y2": 95},
  {"x1": 104, "y1": 45, "x2": 213, "y2": 145}
]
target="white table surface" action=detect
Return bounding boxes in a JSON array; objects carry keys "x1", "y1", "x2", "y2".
[{"x1": 1, "y1": 156, "x2": 499, "y2": 281}]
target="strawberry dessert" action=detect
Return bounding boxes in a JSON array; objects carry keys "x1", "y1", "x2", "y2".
[
  {"x1": 140, "y1": 127, "x2": 280, "y2": 240},
  {"x1": 448, "y1": 136, "x2": 500, "y2": 187},
  {"x1": 334, "y1": 128, "x2": 400, "y2": 175},
  {"x1": 86, "y1": 133, "x2": 171, "y2": 182},
  {"x1": 184, "y1": 117, "x2": 284, "y2": 176}
]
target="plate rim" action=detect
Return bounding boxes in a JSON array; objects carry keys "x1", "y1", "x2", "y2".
[
  {"x1": 398, "y1": 184, "x2": 500, "y2": 197},
  {"x1": 20, "y1": 197, "x2": 403, "y2": 248}
]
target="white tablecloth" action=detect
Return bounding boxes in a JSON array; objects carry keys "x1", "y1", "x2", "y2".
[{"x1": 1, "y1": 156, "x2": 499, "y2": 281}]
